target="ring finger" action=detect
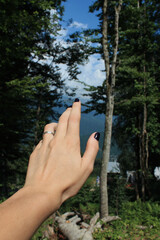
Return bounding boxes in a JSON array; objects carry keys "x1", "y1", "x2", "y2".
[{"x1": 42, "y1": 123, "x2": 58, "y2": 145}]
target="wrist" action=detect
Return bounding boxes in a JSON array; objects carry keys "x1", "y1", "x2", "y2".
[{"x1": 21, "y1": 186, "x2": 62, "y2": 213}]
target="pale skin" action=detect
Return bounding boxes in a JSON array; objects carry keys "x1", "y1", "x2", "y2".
[{"x1": 0, "y1": 100, "x2": 99, "y2": 240}]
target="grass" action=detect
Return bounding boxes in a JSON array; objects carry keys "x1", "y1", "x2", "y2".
[
  {"x1": 33, "y1": 200, "x2": 160, "y2": 239},
  {"x1": 93, "y1": 221, "x2": 160, "y2": 240},
  {"x1": 93, "y1": 201, "x2": 160, "y2": 240}
]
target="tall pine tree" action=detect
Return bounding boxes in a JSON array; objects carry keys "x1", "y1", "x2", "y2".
[{"x1": 83, "y1": 0, "x2": 160, "y2": 201}]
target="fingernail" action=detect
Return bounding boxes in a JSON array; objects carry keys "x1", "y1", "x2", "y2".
[
  {"x1": 74, "y1": 98, "x2": 79, "y2": 102},
  {"x1": 94, "y1": 132, "x2": 100, "y2": 141}
]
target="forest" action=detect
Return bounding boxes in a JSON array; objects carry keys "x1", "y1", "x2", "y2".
[{"x1": 0, "y1": 0, "x2": 160, "y2": 239}]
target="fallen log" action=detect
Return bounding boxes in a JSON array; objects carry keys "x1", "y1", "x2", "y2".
[
  {"x1": 43, "y1": 212, "x2": 121, "y2": 240},
  {"x1": 55, "y1": 212, "x2": 100, "y2": 240}
]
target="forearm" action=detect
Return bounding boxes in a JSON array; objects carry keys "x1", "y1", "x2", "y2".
[{"x1": 0, "y1": 187, "x2": 61, "y2": 240}]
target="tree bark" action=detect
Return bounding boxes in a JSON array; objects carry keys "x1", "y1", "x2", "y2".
[
  {"x1": 139, "y1": 60, "x2": 149, "y2": 201},
  {"x1": 100, "y1": 0, "x2": 122, "y2": 219}
]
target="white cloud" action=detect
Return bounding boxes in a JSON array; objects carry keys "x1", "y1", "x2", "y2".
[
  {"x1": 79, "y1": 55, "x2": 105, "y2": 87},
  {"x1": 69, "y1": 21, "x2": 88, "y2": 29},
  {"x1": 33, "y1": 16, "x2": 105, "y2": 100},
  {"x1": 59, "y1": 55, "x2": 105, "y2": 100}
]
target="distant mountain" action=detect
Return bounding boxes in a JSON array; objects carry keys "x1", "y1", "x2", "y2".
[
  {"x1": 80, "y1": 132, "x2": 120, "y2": 161},
  {"x1": 80, "y1": 113, "x2": 105, "y2": 136},
  {"x1": 80, "y1": 113, "x2": 120, "y2": 160}
]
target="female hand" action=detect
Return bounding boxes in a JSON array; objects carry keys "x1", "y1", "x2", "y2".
[
  {"x1": 24, "y1": 99, "x2": 100, "y2": 211},
  {"x1": 0, "y1": 99, "x2": 100, "y2": 240}
]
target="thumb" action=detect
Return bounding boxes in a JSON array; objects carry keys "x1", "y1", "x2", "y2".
[{"x1": 82, "y1": 132, "x2": 100, "y2": 169}]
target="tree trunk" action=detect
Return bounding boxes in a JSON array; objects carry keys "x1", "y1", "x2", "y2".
[
  {"x1": 101, "y1": 95, "x2": 114, "y2": 217},
  {"x1": 135, "y1": 170, "x2": 140, "y2": 200},
  {"x1": 100, "y1": 0, "x2": 122, "y2": 219},
  {"x1": 139, "y1": 60, "x2": 149, "y2": 201},
  {"x1": 137, "y1": 0, "x2": 149, "y2": 201}
]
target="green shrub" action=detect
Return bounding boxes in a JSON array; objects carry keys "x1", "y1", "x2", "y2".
[
  {"x1": 94, "y1": 200, "x2": 160, "y2": 240},
  {"x1": 108, "y1": 174, "x2": 130, "y2": 215},
  {"x1": 119, "y1": 200, "x2": 160, "y2": 226}
]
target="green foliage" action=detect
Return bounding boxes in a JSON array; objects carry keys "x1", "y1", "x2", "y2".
[
  {"x1": 94, "y1": 201, "x2": 160, "y2": 240},
  {"x1": 33, "y1": 199, "x2": 160, "y2": 239},
  {"x1": 119, "y1": 201, "x2": 160, "y2": 226},
  {"x1": 0, "y1": 0, "x2": 66, "y2": 198},
  {"x1": 83, "y1": 0, "x2": 160, "y2": 201},
  {"x1": 60, "y1": 173, "x2": 131, "y2": 217},
  {"x1": 108, "y1": 175, "x2": 130, "y2": 215},
  {"x1": 60, "y1": 176, "x2": 100, "y2": 216},
  {"x1": 79, "y1": 202, "x2": 100, "y2": 216},
  {"x1": 0, "y1": 0, "x2": 90, "y2": 199},
  {"x1": 113, "y1": 0, "x2": 160, "y2": 200}
]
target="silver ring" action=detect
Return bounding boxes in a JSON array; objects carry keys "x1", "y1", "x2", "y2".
[{"x1": 43, "y1": 131, "x2": 56, "y2": 136}]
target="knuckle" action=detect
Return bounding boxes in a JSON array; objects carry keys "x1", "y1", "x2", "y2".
[
  {"x1": 44, "y1": 123, "x2": 51, "y2": 131},
  {"x1": 44, "y1": 122, "x2": 57, "y2": 131}
]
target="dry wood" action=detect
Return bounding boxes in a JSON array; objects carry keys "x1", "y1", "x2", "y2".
[
  {"x1": 101, "y1": 215, "x2": 121, "y2": 223},
  {"x1": 43, "y1": 212, "x2": 120, "y2": 239},
  {"x1": 100, "y1": 0, "x2": 122, "y2": 219},
  {"x1": 55, "y1": 212, "x2": 100, "y2": 240}
]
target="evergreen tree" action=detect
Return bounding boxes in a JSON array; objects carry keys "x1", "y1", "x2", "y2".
[
  {"x1": 0, "y1": 0, "x2": 90, "y2": 198},
  {"x1": 0, "y1": 0, "x2": 65, "y2": 197},
  {"x1": 84, "y1": 0, "x2": 160, "y2": 201},
  {"x1": 81, "y1": 0, "x2": 123, "y2": 218},
  {"x1": 114, "y1": 0, "x2": 160, "y2": 200}
]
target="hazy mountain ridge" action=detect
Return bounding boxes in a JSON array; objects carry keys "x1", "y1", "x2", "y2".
[
  {"x1": 80, "y1": 114, "x2": 105, "y2": 136},
  {"x1": 80, "y1": 132, "x2": 120, "y2": 161},
  {"x1": 80, "y1": 113, "x2": 120, "y2": 161}
]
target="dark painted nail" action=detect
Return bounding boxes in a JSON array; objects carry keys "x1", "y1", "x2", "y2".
[
  {"x1": 74, "y1": 98, "x2": 79, "y2": 102},
  {"x1": 94, "y1": 132, "x2": 100, "y2": 141}
]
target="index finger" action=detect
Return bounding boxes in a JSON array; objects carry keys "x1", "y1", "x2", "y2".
[{"x1": 66, "y1": 99, "x2": 81, "y2": 137}]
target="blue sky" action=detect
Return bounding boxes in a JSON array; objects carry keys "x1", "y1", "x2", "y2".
[
  {"x1": 62, "y1": 0, "x2": 99, "y2": 29},
  {"x1": 55, "y1": 0, "x2": 105, "y2": 102},
  {"x1": 49, "y1": 1, "x2": 106, "y2": 138},
  {"x1": 46, "y1": 1, "x2": 105, "y2": 138}
]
